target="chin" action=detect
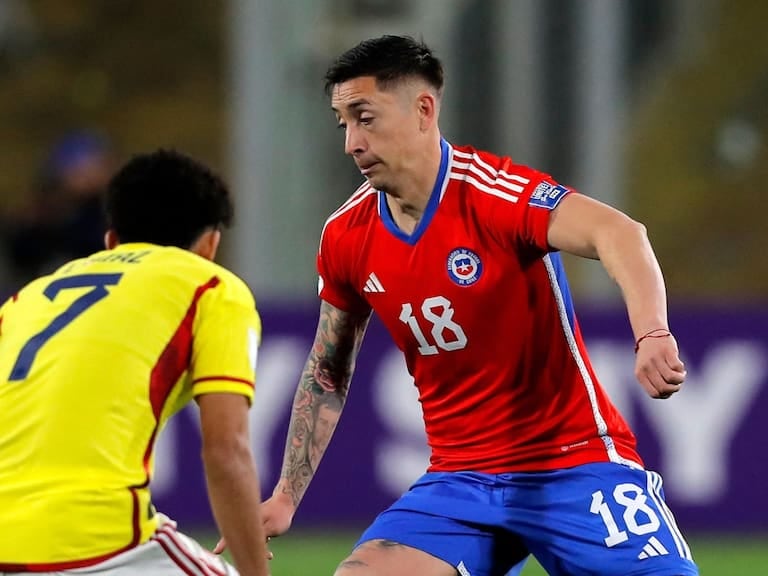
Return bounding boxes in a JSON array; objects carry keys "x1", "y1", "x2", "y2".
[{"x1": 365, "y1": 175, "x2": 386, "y2": 190}]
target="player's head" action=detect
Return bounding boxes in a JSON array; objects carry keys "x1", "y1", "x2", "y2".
[
  {"x1": 324, "y1": 35, "x2": 444, "y2": 97},
  {"x1": 325, "y1": 35, "x2": 444, "y2": 192},
  {"x1": 104, "y1": 149, "x2": 233, "y2": 260}
]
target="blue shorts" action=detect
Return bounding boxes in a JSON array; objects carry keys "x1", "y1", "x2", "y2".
[{"x1": 357, "y1": 463, "x2": 698, "y2": 576}]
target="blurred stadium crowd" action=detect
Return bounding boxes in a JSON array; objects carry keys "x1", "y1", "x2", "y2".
[{"x1": 0, "y1": 0, "x2": 766, "y2": 301}]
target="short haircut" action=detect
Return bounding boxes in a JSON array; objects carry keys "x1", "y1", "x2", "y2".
[
  {"x1": 324, "y1": 35, "x2": 444, "y2": 96},
  {"x1": 105, "y1": 149, "x2": 233, "y2": 249}
]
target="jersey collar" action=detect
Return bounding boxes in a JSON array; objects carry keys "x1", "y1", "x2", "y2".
[{"x1": 378, "y1": 138, "x2": 451, "y2": 245}]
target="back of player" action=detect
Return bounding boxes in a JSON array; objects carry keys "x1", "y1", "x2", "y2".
[
  {"x1": 0, "y1": 246, "x2": 254, "y2": 566},
  {"x1": 0, "y1": 150, "x2": 270, "y2": 576}
]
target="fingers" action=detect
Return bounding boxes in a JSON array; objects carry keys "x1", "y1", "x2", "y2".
[
  {"x1": 663, "y1": 345, "x2": 686, "y2": 382},
  {"x1": 660, "y1": 356, "x2": 686, "y2": 386},
  {"x1": 155, "y1": 513, "x2": 178, "y2": 530},
  {"x1": 636, "y1": 367, "x2": 681, "y2": 399},
  {"x1": 213, "y1": 538, "x2": 227, "y2": 555},
  {"x1": 635, "y1": 338, "x2": 686, "y2": 399},
  {"x1": 213, "y1": 536, "x2": 274, "y2": 561}
]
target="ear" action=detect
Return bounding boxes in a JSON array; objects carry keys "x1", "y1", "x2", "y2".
[
  {"x1": 417, "y1": 91, "x2": 438, "y2": 132},
  {"x1": 191, "y1": 228, "x2": 222, "y2": 261},
  {"x1": 104, "y1": 229, "x2": 119, "y2": 249}
]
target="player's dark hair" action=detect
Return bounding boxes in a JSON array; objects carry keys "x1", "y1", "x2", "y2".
[
  {"x1": 105, "y1": 149, "x2": 233, "y2": 249},
  {"x1": 324, "y1": 35, "x2": 444, "y2": 96}
]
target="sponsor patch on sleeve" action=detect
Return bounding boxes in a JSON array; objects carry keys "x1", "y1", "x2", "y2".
[{"x1": 528, "y1": 182, "x2": 570, "y2": 210}]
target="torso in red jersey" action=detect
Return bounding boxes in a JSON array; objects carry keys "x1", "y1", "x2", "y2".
[{"x1": 318, "y1": 140, "x2": 642, "y2": 473}]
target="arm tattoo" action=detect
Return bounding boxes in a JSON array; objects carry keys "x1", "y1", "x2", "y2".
[{"x1": 278, "y1": 301, "x2": 370, "y2": 507}]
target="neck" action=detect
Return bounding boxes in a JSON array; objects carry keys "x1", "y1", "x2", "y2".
[{"x1": 385, "y1": 137, "x2": 443, "y2": 232}]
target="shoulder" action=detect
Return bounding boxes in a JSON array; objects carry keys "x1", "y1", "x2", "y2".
[
  {"x1": 191, "y1": 256, "x2": 256, "y2": 309},
  {"x1": 6, "y1": 272, "x2": 54, "y2": 303},
  {"x1": 448, "y1": 144, "x2": 549, "y2": 205},
  {"x1": 0, "y1": 272, "x2": 56, "y2": 328},
  {"x1": 319, "y1": 180, "x2": 378, "y2": 246},
  {"x1": 144, "y1": 247, "x2": 256, "y2": 309}
]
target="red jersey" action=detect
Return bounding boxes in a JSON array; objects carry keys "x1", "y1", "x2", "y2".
[{"x1": 318, "y1": 140, "x2": 642, "y2": 473}]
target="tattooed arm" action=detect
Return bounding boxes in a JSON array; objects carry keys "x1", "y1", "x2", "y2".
[{"x1": 264, "y1": 300, "x2": 371, "y2": 533}]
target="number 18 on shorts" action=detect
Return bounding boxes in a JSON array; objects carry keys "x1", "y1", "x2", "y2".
[{"x1": 513, "y1": 463, "x2": 698, "y2": 575}]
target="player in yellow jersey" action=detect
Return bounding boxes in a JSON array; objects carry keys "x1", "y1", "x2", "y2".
[{"x1": 0, "y1": 150, "x2": 270, "y2": 576}]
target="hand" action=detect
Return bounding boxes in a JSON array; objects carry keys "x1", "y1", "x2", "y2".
[
  {"x1": 213, "y1": 537, "x2": 274, "y2": 560},
  {"x1": 212, "y1": 492, "x2": 295, "y2": 556},
  {"x1": 155, "y1": 512, "x2": 177, "y2": 530},
  {"x1": 213, "y1": 537, "x2": 227, "y2": 555},
  {"x1": 260, "y1": 492, "x2": 296, "y2": 537},
  {"x1": 634, "y1": 333, "x2": 686, "y2": 399}
]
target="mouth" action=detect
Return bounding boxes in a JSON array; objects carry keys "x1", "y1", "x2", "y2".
[{"x1": 358, "y1": 161, "x2": 379, "y2": 175}]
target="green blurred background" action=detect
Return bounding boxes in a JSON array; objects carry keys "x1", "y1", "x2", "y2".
[
  {"x1": 1, "y1": 0, "x2": 768, "y2": 302},
  {"x1": 197, "y1": 531, "x2": 768, "y2": 574}
]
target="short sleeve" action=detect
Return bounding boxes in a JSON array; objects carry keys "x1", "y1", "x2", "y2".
[
  {"x1": 190, "y1": 277, "x2": 261, "y2": 403},
  {"x1": 489, "y1": 164, "x2": 575, "y2": 255},
  {"x1": 317, "y1": 226, "x2": 370, "y2": 315}
]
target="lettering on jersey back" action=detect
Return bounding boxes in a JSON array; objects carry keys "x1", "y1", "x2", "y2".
[{"x1": 89, "y1": 250, "x2": 151, "y2": 264}]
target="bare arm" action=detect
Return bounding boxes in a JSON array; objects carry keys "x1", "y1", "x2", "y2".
[
  {"x1": 198, "y1": 393, "x2": 270, "y2": 576},
  {"x1": 270, "y1": 300, "x2": 371, "y2": 515},
  {"x1": 547, "y1": 193, "x2": 686, "y2": 398}
]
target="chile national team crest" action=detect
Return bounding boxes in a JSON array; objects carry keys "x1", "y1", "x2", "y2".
[{"x1": 447, "y1": 248, "x2": 483, "y2": 286}]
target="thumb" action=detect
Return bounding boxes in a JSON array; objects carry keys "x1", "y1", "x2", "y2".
[
  {"x1": 213, "y1": 537, "x2": 227, "y2": 555},
  {"x1": 666, "y1": 351, "x2": 686, "y2": 374}
]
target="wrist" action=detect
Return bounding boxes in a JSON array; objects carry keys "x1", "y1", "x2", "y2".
[
  {"x1": 634, "y1": 328, "x2": 671, "y2": 353},
  {"x1": 272, "y1": 481, "x2": 299, "y2": 510}
]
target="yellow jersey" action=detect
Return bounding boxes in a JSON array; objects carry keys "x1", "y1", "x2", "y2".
[{"x1": 0, "y1": 243, "x2": 261, "y2": 569}]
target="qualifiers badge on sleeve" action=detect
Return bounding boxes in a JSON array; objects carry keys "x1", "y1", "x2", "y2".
[
  {"x1": 529, "y1": 182, "x2": 569, "y2": 210},
  {"x1": 447, "y1": 248, "x2": 482, "y2": 286}
]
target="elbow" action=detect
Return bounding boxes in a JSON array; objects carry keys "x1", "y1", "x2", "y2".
[
  {"x1": 626, "y1": 218, "x2": 653, "y2": 253},
  {"x1": 201, "y1": 434, "x2": 253, "y2": 475},
  {"x1": 596, "y1": 215, "x2": 648, "y2": 256},
  {"x1": 615, "y1": 213, "x2": 647, "y2": 239},
  {"x1": 628, "y1": 217, "x2": 648, "y2": 239}
]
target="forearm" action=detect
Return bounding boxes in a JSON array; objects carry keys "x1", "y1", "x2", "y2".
[
  {"x1": 596, "y1": 218, "x2": 670, "y2": 338},
  {"x1": 204, "y1": 444, "x2": 269, "y2": 576},
  {"x1": 274, "y1": 354, "x2": 349, "y2": 508},
  {"x1": 274, "y1": 301, "x2": 369, "y2": 509}
]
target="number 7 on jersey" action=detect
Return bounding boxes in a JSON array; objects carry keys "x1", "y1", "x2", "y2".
[{"x1": 9, "y1": 273, "x2": 123, "y2": 381}]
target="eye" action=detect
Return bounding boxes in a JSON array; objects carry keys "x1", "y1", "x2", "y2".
[
  {"x1": 359, "y1": 116, "x2": 374, "y2": 126},
  {"x1": 336, "y1": 122, "x2": 347, "y2": 130}
]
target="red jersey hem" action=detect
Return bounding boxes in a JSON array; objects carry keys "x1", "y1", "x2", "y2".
[
  {"x1": 427, "y1": 445, "x2": 644, "y2": 474},
  {"x1": 0, "y1": 543, "x2": 132, "y2": 572}
]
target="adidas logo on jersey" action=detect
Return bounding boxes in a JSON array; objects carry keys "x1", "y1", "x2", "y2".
[
  {"x1": 362, "y1": 273, "x2": 385, "y2": 293},
  {"x1": 637, "y1": 536, "x2": 669, "y2": 559}
]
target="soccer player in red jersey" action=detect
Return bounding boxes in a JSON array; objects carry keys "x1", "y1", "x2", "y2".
[{"x1": 259, "y1": 35, "x2": 699, "y2": 575}]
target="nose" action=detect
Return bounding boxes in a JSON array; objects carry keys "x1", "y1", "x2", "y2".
[{"x1": 344, "y1": 124, "x2": 366, "y2": 156}]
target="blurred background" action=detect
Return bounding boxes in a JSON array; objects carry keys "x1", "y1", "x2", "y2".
[{"x1": 0, "y1": 0, "x2": 766, "y2": 574}]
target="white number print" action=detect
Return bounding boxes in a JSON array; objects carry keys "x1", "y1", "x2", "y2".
[
  {"x1": 590, "y1": 483, "x2": 662, "y2": 547},
  {"x1": 399, "y1": 296, "x2": 468, "y2": 356}
]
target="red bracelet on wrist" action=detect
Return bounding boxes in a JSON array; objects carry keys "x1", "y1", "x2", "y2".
[{"x1": 634, "y1": 328, "x2": 672, "y2": 353}]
